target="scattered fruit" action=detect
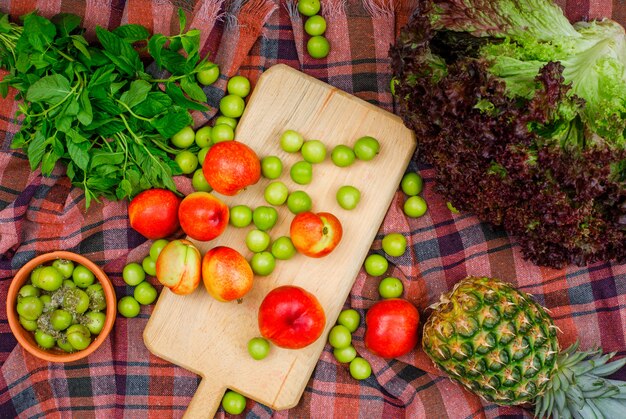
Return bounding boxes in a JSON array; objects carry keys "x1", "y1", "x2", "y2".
[
  {"x1": 333, "y1": 345, "x2": 357, "y2": 363},
  {"x1": 337, "y1": 309, "x2": 360, "y2": 333},
  {"x1": 403, "y1": 195, "x2": 427, "y2": 218},
  {"x1": 290, "y1": 211, "x2": 343, "y2": 258},
  {"x1": 252, "y1": 206, "x2": 278, "y2": 231},
  {"x1": 363, "y1": 254, "x2": 388, "y2": 276},
  {"x1": 192, "y1": 168, "x2": 212, "y2": 192},
  {"x1": 287, "y1": 190, "x2": 313, "y2": 214},
  {"x1": 170, "y1": 126, "x2": 196, "y2": 148},
  {"x1": 304, "y1": 15, "x2": 327, "y2": 36},
  {"x1": 202, "y1": 246, "x2": 254, "y2": 302},
  {"x1": 221, "y1": 390, "x2": 246, "y2": 415},
  {"x1": 117, "y1": 296, "x2": 141, "y2": 318},
  {"x1": 128, "y1": 189, "x2": 181, "y2": 240},
  {"x1": 271, "y1": 236, "x2": 297, "y2": 260},
  {"x1": 203, "y1": 141, "x2": 261, "y2": 196},
  {"x1": 301, "y1": 140, "x2": 326, "y2": 164},
  {"x1": 349, "y1": 357, "x2": 372, "y2": 380},
  {"x1": 149, "y1": 239, "x2": 169, "y2": 261},
  {"x1": 307, "y1": 35, "x2": 330, "y2": 59},
  {"x1": 264, "y1": 181, "x2": 289, "y2": 206},
  {"x1": 258, "y1": 285, "x2": 326, "y2": 349},
  {"x1": 336, "y1": 185, "x2": 360, "y2": 210},
  {"x1": 123, "y1": 263, "x2": 145, "y2": 286},
  {"x1": 378, "y1": 277, "x2": 404, "y2": 299},
  {"x1": 155, "y1": 239, "x2": 202, "y2": 295},
  {"x1": 331, "y1": 145, "x2": 355, "y2": 167},
  {"x1": 196, "y1": 62, "x2": 220, "y2": 85},
  {"x1": 364, "y1": 298, "x2": 419, "y2": 358},
  {"x1": 134, "y1": 281, "x2": 158, "y2": 305},
  {"x1": 250, "y1": 252, "x2": 276, "y2": 276},
  {"x1": 381, "y1": 233, "x2": 407, "y2": 257},
  {"x1": 290, "y1": 161, "x2": 313, "y2": 185},
  {"x1": 297, "y1": 0, "x2": 320, "y2": 16},
  {"x1": 328, "y1": 325, "x2": 352, "y2": 349},
  {"x1": 178, "y1": 192, "x2": 229, "y2": 242},
  {"x1": 247, "y1": 337, "x2": 270, "y2": 360},
  {"x1": 175, "y1": 150, "x2": 199, "y2": 174},
  {"x1": 211, "y1": 124, "x2": 235, "y2": 143},
  {"x1": 195, "y1": 126, "x2": 212, "y2": 148},
  {"x1": 141, "y1": 256, "x2": 156, "y2": 276},
  {"x1": 401, "y1": 172, "x2": 423, "y2": 196},
  {"x1": 219, "y1": 94, "x2": 246, "y2": 118},
  {"x1": 353, "y1": 136, "x2": 380, "y2": 161},
  {"x1": 229, "y1": 205, "x2": 253, "y2": 228},
  {"x1": 280, "y1": 130, "x2": 304, "y2": 153},
  {"x1": 227, "y1": 75, "x2": 251, "y2": 98},
  {"x1": 261, "y1": 156, "x2": 283, "y2": 179},
  {"x1": 246, "y1": 229, "x2": 271, "y2": 253}
]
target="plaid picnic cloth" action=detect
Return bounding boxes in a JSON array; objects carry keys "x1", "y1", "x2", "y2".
[{"x1": 1, "y1": 0, "x2": 625, "y2": 417}]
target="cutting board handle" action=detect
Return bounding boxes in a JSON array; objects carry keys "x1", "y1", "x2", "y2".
[{"x1": 183, "y1": 378, "x2": 225, "y2": 419}]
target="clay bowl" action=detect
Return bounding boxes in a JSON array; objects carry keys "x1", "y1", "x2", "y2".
[{"x1": 7, "y1": 251, "x2": 116, "y2": 362}]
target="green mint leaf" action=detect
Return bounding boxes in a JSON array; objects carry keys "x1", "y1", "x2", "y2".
[
  {"x1": 160, "y1": 49, "x2": 186, "y2": 75},
  {"x1": 51, "y1": 13, "x2": 81, "y2": 37},
  {"x1": 91, "y1": 97, "x2": 122, "y2": 115},
  {"x1": 147, "y1": 34, "x2": 167, "y2": 69},
  {"x1": 133, "y1": 91, "x2": 172, "y2": 118},
  {"x1": 116, "y1": 179, "x2": 133, "y2": 200},
  {"x1": 90, "y1": 150, "x2": 125, "y2": 168},
  {"x1": 0, "y1": 13, "x2": 12, "y2": 34},
  {"x1": 77, "y1": 89, "x2": 93, "y2": 125},
  {"x1": 55, "y1": 115, "x2": 73, "y2": 132},
  {"x1": 95, "y1": 26, "x2": 142, "y2": 75},
  {"x1": 165, "y1": 82, "x2": 208, "y2": 111},
  {"x1": 180, "y1": 76, "x2": 207, "y2": 102},
  {"x1": 67, "y1": 128, "x2": 88, "y2": 143},
  {"x1": 178, "y1": 8, "x2": 187, "y2": 33},
  {"x1": 23, "y1": 13, "x2": 57, "y2": 52},
  {"x1": 41, "y1": 149, "x2": 60, "y2": 175},
  {"x1": 27, "y1": 130, "x2": 47, "y2": 170},
  {"x1": 150, "y1": 106, "x2": 193, "y2": 138},
  {"x1": 87, "y1": 64, "x2": 116, "y2": 90},
  {"x1": 181, "y1": 29, "x2": 200, "y2": 55},
  {"x1": 26, "y1": 74, "x2": 71, "y2": 104},
  {"x1": 112, "y1": 24, "x2": 150, "y2": 43},
  {"x1": 67, "y1": 138, "x2": 90, "y2": 171},
  {"x1": 119, "y1": 79, "x2": 151, "y2": 108},
  {"x1": 71, "y1": 35, "x2": 91, "y2": 59}
]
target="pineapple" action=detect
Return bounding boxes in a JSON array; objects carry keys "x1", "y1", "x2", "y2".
[{"x1": 422, "y1": 276, "x2": 626, "y2": 418}]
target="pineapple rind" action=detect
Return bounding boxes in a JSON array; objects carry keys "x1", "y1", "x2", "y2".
[{"x1": 422, "y1": 276, "x2": 559, "y2": 405}]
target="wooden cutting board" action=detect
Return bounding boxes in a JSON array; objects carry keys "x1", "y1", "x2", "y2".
[{"x1": 143, "y1": 64, "x2": 416, "y2": 418}]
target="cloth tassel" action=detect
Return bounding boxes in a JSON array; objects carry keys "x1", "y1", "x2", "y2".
[{"x1": 190, "y1": 0, "x2": 226, "y2": 46}]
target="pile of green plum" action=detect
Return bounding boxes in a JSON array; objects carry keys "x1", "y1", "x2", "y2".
[
  {"x1": 327, "y1": 309, "x2": 372, "y2": 380},
  {"x1": 297, "y1": 0, "x2": 330, "y2": 59},
  {"x1": 16, "y1": 260, "x2": 107, "y2": 352},
  {"x1": 117, "y1": 240, "x2": 163, "y2": 318},
  {"x1": 228, "y1": 129, "x2": 380, "y2": 277}
]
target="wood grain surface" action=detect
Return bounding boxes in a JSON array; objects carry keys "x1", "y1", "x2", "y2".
[{"x1": 143, "y1": 64, "x2": 416, "y2": 418}]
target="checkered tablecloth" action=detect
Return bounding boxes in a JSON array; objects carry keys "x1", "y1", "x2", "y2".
[{"x1": 1, "y1": 0, "x2": 625, "y2": 417}]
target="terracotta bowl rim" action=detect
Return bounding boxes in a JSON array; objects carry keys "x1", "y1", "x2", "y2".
[{"x1": 6, "y1": 251, "x2": 117, "y2": 363}]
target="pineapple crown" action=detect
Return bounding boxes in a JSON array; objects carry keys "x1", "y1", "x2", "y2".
[{"x1": 534, "y1": 340, "x2": 626, "y2": 419}]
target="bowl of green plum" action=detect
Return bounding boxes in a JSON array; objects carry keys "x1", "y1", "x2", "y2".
[{"x1": 7, "y1": 251, "x2": 116, "y2": 363}]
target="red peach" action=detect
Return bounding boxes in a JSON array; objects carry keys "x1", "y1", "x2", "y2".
[{"x1": 289, "y1": 211, "x2": 343, "y2": 258}]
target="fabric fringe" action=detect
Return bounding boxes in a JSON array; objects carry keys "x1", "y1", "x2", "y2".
[
  {"x1": 285, "y1": 0, "x2": 302, "y2": 23},
  {"x1": 190, "y1": 0, "x2": 226, "y2": 43},
  {"x1": 238, "y1": 0, "x2": 278, "y2": 36},
  {"x1": 363, "y1": 0, "x2": 395, "y2": 18},
  {"x1": 223, "y1": 0, "x2": 245, "y2": 29},
  {"x1": 321, "y1": 0, "x2": 347, "y2": 19}
]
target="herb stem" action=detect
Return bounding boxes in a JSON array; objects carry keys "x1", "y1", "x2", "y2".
[{"x1": 114, "y1": 98, "x2": 153, "y2": 122}]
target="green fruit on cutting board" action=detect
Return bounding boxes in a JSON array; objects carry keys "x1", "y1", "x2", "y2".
[{"x1": 422, "y1": 276, "x2": 626, "y2": 418}]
